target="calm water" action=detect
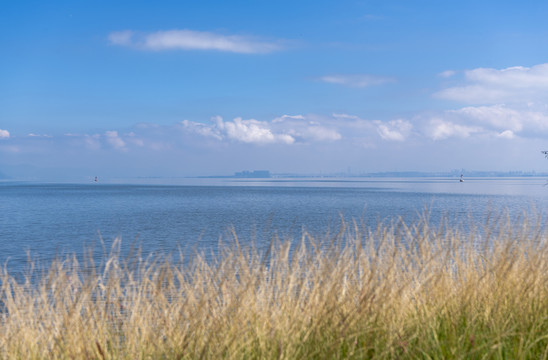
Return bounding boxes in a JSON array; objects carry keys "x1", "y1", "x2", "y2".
[{"x1": 1, "y1": 177, "x2": 548, "y2": 272}]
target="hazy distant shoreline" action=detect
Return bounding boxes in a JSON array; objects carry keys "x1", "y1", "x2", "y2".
[
  {"x1": 198, "y1": 170, "x2": 548, "y2": 179},
  {"x1": 2, "y1": 171, "x2": 548, "y2": 184}
]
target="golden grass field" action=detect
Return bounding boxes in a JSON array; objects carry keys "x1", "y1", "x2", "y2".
[{"x1": 2, "y1": 212, "x2": 548, "y2": 359}]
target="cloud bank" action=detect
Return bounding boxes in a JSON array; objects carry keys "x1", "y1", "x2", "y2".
[
  {"x1": 429, "y1": 63, "x2": 548, "y2": 141},
  {"x1": 108, "y1": 29, "x2": 282, "y2": 54},
  {"x1": 2, "y1": 108, "x2": 546, "y2": 178},
  {"x1": 4, "y1": 62, "x2": 548, "y2": 177},
  {"x1": 182, "y1": 115, "x2": 343, "y2": 145}
]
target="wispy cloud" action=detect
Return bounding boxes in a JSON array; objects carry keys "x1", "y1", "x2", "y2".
[
  {"x1": 108, "y1": 29, "x2": 282, "y2": 54},
  {"x1": 28, "y1": 133, "x2": 52, "y2": 138},
  {"x1": 318, "y1": 74, "x2": 394, "y2": 88},
  {"x1": 272, "y1": 114, "x2": 305, "y2": 123},
  {"x1": 0, "y1": 129, "x2": 9, "y2": 139},
  {"x1": 435, "y1": 63, "x2": 548, "y2": 104}
]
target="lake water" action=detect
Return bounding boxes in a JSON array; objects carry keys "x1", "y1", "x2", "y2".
[{"x1": 1, "y1": 177, "x2": 548, "y2": 272}]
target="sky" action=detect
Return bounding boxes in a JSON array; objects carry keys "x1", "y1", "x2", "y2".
[{"x1": 2, "y1": 0, "x2": 548, "y2": 179}]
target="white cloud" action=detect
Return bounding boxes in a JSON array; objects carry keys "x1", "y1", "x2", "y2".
[
  {"x1": 182, "y1": 113, "x2": 428, "y2": 145},
  {"x1": 105, "y1": 131, "x2": 126, "y2": 150},
  {"x1": 375, "y1": 119, "x2": 412, "y2": 141},
  {"x1": 319, "y1": 74, "x2": 394, "y2": 88},
  {"x1": 466, "y1": 64, "x2": 548, "y2": 88},
  {"x1": 435, "y1": 63, "x2": 548, "y2": 104},
  {"x1": 498, "y1": 130, "x2": 515, "y2": 139},
  {"x1": 0, "y1": 129, "x2": 10, "y2": 139},
  {"x1": 450, "y1": 104, "x2": 548, "y2": 134},
  {"x1": 182, "y1": 115, "x2": 345, "y2": 144},
  {"x1": 183, "y1": 116, "x2": 294, "y2": 144},
  {"x1": 431, "y1": 63, "x2": 548, "y2": 140},
  {"x1": 272, "y1": 114, "x2": 305, "y2": 123},
  {"x1": 217, "y1": 117, "x2": 295, "y2": 144},
  {"x1": 108, "y1": 29, "x2": 282, "y2": 54},
  {"x1": 436, "y1": 85, "x2": 509, "y2": 104},
  {"x1": 284, "y1": 124, "x2": 341, "y2": 142},
  {"x1": 426, "y1": 118, "x2": 482, "y2": 140},
  {"x1": 451, "y1": 105, "x2": 524, "y2": 132},
  {"x1": 181, "y1": 115, "x2": 342, "y2": 145},
  {"x1": 271, "y1": 114, "x2": 342, "y2": 141},
  {"x1": 181, "y1": 119, "x2": 223, "y2": 140}
]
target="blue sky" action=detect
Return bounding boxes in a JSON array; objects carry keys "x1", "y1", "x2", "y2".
[{"x1": 2, "y1": 0, "x2": 548, "y2": 179}]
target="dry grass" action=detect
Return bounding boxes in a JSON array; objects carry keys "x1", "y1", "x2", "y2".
[{"x1": 2, "y1": 213, "x2": 548, "y2": 359}]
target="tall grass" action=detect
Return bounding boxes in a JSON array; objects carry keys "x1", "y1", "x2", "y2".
[{"x1": 2, "y1": 213, "x2": 548, "y2": 359}]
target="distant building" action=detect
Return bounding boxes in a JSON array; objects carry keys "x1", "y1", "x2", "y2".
[{"x1": 234, "y1": 170, "x2": 271, "y2": 178}]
